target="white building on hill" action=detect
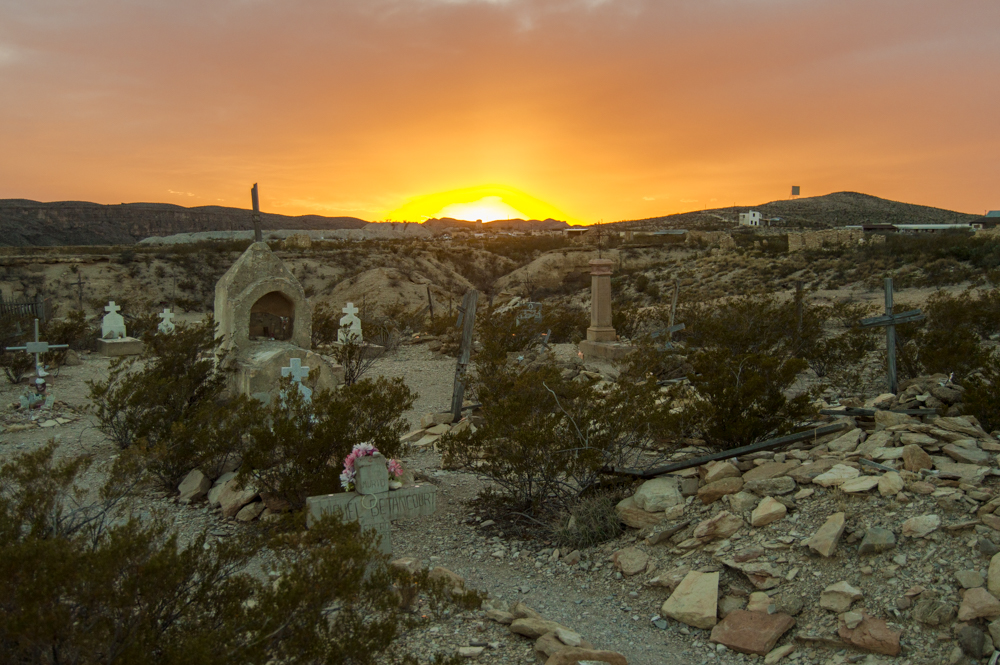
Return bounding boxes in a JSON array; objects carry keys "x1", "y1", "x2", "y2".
[{"x1": 738, "y1": 210, "x2": 762, "y2": 227}]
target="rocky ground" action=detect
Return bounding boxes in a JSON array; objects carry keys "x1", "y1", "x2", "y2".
[{"x1": 4, "y1": 344, "x2": 1000, "y2": 665}]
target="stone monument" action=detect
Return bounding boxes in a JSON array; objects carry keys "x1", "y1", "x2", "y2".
[
  {"x1": 97, "y1": 301, "x2": 143, "y2": 357},
  {"x1": 306, "y1": 454, "x2": 437, "y2": 554},
  {"x1": 578, "y1": 258, "x2": 632, "y2": 361},
  {"x1": 157, "y1": 308, "x2": 176, "y2": 334},
  {"x1": 337, "y1": 302, "x2": 362, "y2": 343},
  {"x1": 214, "y1": 241, "x2": 343, "y2": 402}
]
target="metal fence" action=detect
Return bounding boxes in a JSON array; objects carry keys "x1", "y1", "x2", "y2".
[{"x1": 0, "y1": 294, "x2": 52, "y2": 323}]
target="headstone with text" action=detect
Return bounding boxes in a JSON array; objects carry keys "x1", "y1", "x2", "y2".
[{"x1": 305, "y1": 455, "x2": 437, "y2": 554}]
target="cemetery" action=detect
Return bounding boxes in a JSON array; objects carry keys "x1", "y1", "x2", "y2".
[{"x1": 5, "y1": 226, "x2": 1000, "y2": 665}]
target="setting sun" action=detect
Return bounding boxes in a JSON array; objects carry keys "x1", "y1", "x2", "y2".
[{"x1": 385, "y1": 185, "x2": 582, "y2": 225}]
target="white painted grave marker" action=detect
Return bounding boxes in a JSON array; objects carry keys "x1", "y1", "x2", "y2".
[
  {"x1": 102, "y1": 301, "x2": 127, "y2": 339},
  {"x1": 338, "y1": 302, "x2": 362, "y2": 343},
  {"x1": 280, "y1": 357, "x2": 313, "y2": 402},
  {"x1": 306, "y1": 455, "x2": 437, "y2": 554},
  {"x1": 4, "y1": 318, "x2": 68, "y2": 378},
  {"x1": 157, "y1": 308, "x2": 176, "y2": 334}
]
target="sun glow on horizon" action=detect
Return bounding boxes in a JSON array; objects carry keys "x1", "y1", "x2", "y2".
[{"x1": 385, "y1": 185, "x2": 582, "y2": 224}]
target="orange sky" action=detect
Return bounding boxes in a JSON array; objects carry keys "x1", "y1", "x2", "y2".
[{"x1": 1, "y1": 1, "x2": 998, "y2": 223}]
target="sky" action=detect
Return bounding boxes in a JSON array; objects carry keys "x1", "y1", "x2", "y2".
[{"x1": 1, "y1": 0, "x2": 998, "y2": 224}]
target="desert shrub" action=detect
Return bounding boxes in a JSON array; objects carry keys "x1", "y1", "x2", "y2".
[
  {"x1": 42, "y1": 310, "x2": 97, "y2": 359},
  {"x1": 237, "y1": 376, "x2": 415, "y2": 509},
  {"x1": 553, "y1": 489, "x2": 627, "y2": 549},
  {"x1": 673, "y1": 348, "x2": 814, "y2": 449},
  {"x1": 0, "y1": 313, "x2": 35, "y2": 384},
  {"x1": 964, "y1": 352, "x2": 1000, "y2": 433},
  {"x1": 311, "y1": 301, "x2": 340, "y2": 346},
  {"x1": 541, "y1": 304, "x2": 589, "y2": 344},
  {"x1": 87, "y1": 317, "x2": 248, "y2": 487},
  {"x1": 803, "y1": 302, "x2": 879, "y2": 379},
  {"x1": 425, "y1": 313, "x2": 457, "y2": 336},
  {"x1": 0, "y1": 443, "x2": 467, "y2": 665},
  {"x1": 382, "y1": 301, "x2": 428, "y2": 334},
  {"x1": 332, "y1": 335, "x2": 389, "y2": 385},
  {"x1": 441, "y1": 361, "x2": 668, "y2": 514}
]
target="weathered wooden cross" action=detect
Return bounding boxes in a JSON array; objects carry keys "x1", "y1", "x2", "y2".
[
  {"x1": 306, "y1": 455, "x2": 437, "y2": 554},
  {"x1": 72, "y1": 274, "x2": 85, "y2": 312},
  {"x1": 4, "y1": 318, "x2": 68, "y2": 378},
  {"x1": 451, "y1": 289, "x2": 479, "y2": 421},
  {"x1": 650, "y1": 279, "x2": 684, "y2": 350},
  {"x1": 859, "y1": 277, "x2": 924, "y2": 394},
  {"x1": 250, "y1": 183, "x2": 263, "y2": 243}
]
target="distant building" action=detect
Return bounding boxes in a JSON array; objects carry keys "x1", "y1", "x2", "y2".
[
  {"x1": 738, "y1": 210, "x2": 762, "y2": 227},
  {"x1": 987, "y1": 211, "x2": 1000, "y2": 218},
  {"x1": 565, "y1": 228, "x2": 589, "y2": 238}
]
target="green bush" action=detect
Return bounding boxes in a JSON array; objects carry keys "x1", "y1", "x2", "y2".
[
  {"x1": 0, "y1": 442, "x2": 466, "y2": 665},
  {"x1": 553, "y1": 489, "x2": 627, "y2": 549},
  {"x1": 964, "y1": 352, "x2": 1000, "y2": 433},
  {"x1": 237, "y1": 376, "x2": 415, "y2": 509}
]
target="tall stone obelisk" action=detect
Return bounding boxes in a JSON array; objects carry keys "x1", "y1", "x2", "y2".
[{"x1": 579, "y1": 257, "x2": 631, "y2": 360}]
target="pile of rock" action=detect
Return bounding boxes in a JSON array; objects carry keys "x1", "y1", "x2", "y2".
[
  {"x1": 176, "y1": 465, "x2": 280, "y2": 523},
  {"x1": 402, "y1": 410, "x2": 479, "y2": 451},
  {"x1": 482, "y1": 599, "x2": 626, "y2": 664},
  {"x1": 610, "y1": 409, "x2": 1000, "y2": 662}
]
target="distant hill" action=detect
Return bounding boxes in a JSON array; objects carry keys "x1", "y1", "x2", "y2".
[
  {"x1": 422, "y1": 217, "x2": 569, "y2": 233},
  {"x1": 617, "y1": 192, "x2": 983, "y2": 231},
  {"x1": 0, "y1": 200, "x2": 369, "y2": 247}
]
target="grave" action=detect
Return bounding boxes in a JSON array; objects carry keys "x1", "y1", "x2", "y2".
[
  {"x1": 860, "y1": 277, "x2": 924, "y2": 394},
  {"x1": 3, "y1": 318, "x2": 68, "y2": 377},
  {"x1": 330, "y1": 301, "x2": 384, "y2": 358},
  {"x1": 306, "y1": 454, "x2": 437, "y2": 554},
  {"x1": 96, "y1": 301, "x2": 143, "y2": 357},
  {"x1": 578, "y1": 258, "x2": 632, "y2": 361},
  {"x1": 214, "y1": 241, "x2": 343, "y2": 402},
  {"x1": 157, "y1": 308, "x2": 175, "y2": 334}
]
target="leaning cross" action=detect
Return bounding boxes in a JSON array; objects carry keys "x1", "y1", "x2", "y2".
[
  {"x1": 4, "y1": 318, "x2": 68, "y2": 378},
  {"x1": 305, "y1": 455, "x2": 437, "y2": 554},
  {"x1": 860, "y1": 277, "x2": 924, "y2": 394},
  {"x1": 451, "y1": 289, "x2": 479, "y2": 421}
]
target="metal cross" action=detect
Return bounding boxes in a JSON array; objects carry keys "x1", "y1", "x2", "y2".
[
  {"x1": 4, "y1": 318, "x2": 68, "y2": 378},
  {"x1": 859, "y1": 277, "x2": 924, "y2": 394}
]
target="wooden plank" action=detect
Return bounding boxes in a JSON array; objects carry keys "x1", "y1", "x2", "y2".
[
  {"x1": 859, "y1": 310, "x2": 924, "y2": 328},
  {"x1": 250, "y1": 183, "x2": 262, "y2": 243},
  {"x1": 604, "y1": 423, "x2": 849, "y2": 479},
  {"x1": 450, "y1": 290, "x2": 478, "y2": 421},
  {"x1": 819, "y1": 407, "x2": 938, "y2": 417}
]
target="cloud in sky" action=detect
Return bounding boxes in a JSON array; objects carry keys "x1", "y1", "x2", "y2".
[{"x1": 0, "y1": 0, "x2": 998, "y2": 221}]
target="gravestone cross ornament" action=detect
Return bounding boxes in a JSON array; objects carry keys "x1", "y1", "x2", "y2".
[
  {"x1": 860, "y1": 277, "x2": 924, "y2": 394},
  {"x1": 157, "y1": 308, "x2": 176, "y2": 334},
  {"x1": 338, "y1": 302, "x2": 363, "y2": 343},
  {"x1": 451, "y1": 289, "x2": 479, "y2": 421},
  {"x1": 280, "y1": 357, "x2": 313, "y2": 402},
  {"x1": 4, "y1": 318, "x2": 68, "y2": 378},
  {"x1": 305, "y1": 455, "x2": 437, "y2": 554},
  {"x1": 102, "y1": 301, "x2": 127, "y2": 339}
]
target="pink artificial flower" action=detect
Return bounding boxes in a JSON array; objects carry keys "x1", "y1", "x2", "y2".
[{"x1": 387, "y1": 458, "x2": 403, "y2": 478}]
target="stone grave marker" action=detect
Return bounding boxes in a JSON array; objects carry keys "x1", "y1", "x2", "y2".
[
  {"x1": 338, "y1": 302, "x2": 362, "y2": 343},
  {"x1": 280, "y1": 357, "x2": 313, "y2": 402},
  {"x1": 306, "y1": 455, "x2": 437, "y2": 554},
  {"x1": 157, "y1": 308, "x2": 176, "y2": 334},
  {"x1": 101, "y1": 301, "x2": 127, "y2": 339}
]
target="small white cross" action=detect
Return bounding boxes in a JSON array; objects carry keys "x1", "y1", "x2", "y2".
[
  {"x1": 281, "y1": 357, "x2": 310, "y2": 383},
  {"x1": 105, "y1": 301, "x2": 121, "y2": 315},
  {"x1": 342, "y1": 302, "x2": 359, "y2": 317},
  {"x1": 158, "y1": 308, "x2": 175, "y2": 333}
]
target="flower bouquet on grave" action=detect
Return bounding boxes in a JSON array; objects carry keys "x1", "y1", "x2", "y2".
[{"x1": 340, "y1": 442, "x2": 404, "y2": 491}]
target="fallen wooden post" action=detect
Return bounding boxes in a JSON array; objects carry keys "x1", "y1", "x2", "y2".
[
  {"x1": 604, "y1": 422, "x2": 849, "y2": 479},
  {"x1": 819, "y1": 407, "x2": 938, "y2": 417}
]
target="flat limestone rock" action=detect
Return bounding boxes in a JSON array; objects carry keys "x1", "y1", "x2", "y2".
[
  {"x1": 901, "y1": 514, "x2": 941, "y2": 538},
  {"x1": 751, "y1": 497, "x2": 787, "y2": 527},
  {"x1": 661, "y1": 570, "x2": 719, "y2": 629},
  {"x1": 697, "y1": 477, "x2": 744, "y2": 504},
  {"x1": 813, "y1": 464, "x2": 860, "y2": 487},
  {"x1": 702, "y1": 460, "x2": 742, "y2": 484},
  {"x1": 957, "y1": 587, "x2": 1000, "y2": 621},
  {"x1": 878, "y1": 472, "x2": 904, "y2": 497},
  {"x1": 633, "y1": 476, "x2": 684, "y2": 512},
  {"x1": 788, "y1": 458, "x2": 840, "y2": 484},
  {"x1": 744, "y1": 477, "x2": 797, "y2": 496},
  {"x1": 742, "y1": 461, "x2": 799, "y2": 483},
  {"x1": 612, "y1": 546, "x2": 649, "y2": 576},
  {"x1": 820, "y1": 581, "x2": 863, "y2": 612},
  {"x1": 840, "y1": 476, "x2": 880, "y2": 493},
  {"x1": 807, "y1": 512, "x2": 846, "y2": 557},
  {"x1": 827, "y1": 428, "x2": 864, "y2": 453},
  {"x1": 510, "y1": 618, "x2": 573, "y2": 639},
  {"x1": 943, "y1": 443, "x2": 991, "y2": 466},
  {"x1": 857, "y1": 430, "x2": 894, "y2": 456},
  {"x1": 709, "y1": 610, "x2": 795, "y2": 656},
  {"x1": 178, "y1": 469, "x2": 211, "y2": 504},
  {"x1": 693, "y1": 511, "x2": 744, "y2": 542},
  {"x1": 615, "y1": 496, "x2": 665, "y2": 529},
  {"x1": 837, "y1": 612, "x2": 901, "y2": 656},
  {"x1": 933, "y1": 456, "x2": 989, "y2": 482}
]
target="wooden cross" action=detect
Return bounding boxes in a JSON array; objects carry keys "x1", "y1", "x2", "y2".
[
  {"x1": 859, "y1": 277, "x2": 924, "y2": 394},
  {"x1": 250, "y1": 183, "x2": 263, "y2": 243},
  {"x1": 651, "y1": 280, "x2": 684, "y2": 350},
  {"x1": 451, "y1": 289, "x2": 479, "y2": 421},
  {"x1": 72, "y1": 274, "x2": 85, "y2": 311},
  {"x1": 306, "y1": 455, "x2": 437, "y2": 554},
  {"x1": 4, "y1": 318, "x2": 68, "y2": 378}
]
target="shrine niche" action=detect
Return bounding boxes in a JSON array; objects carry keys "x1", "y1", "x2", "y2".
[
  {"x1": 214, "y1": 241, "x2": 342, "y2": 402},
  {"x1": 249, "y1": 291, "x2": 294, "y2": 341}
]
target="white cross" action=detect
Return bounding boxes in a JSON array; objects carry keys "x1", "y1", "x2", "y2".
[
  {"x1": 105, "y1": 301, "x2": 121, "y2": 315},
  {"x1": 3, "y1": 318, "x2": 68, "y2": 378},
  {"x1": 342, "y1": 302, "x2": 359, "y2": 317},
  {"x1": 158, "y1": 308, "x2": 175, "y2": 333},
  {"x1": 281, "y1": 357, "x2": 310, "y2": 383}
]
